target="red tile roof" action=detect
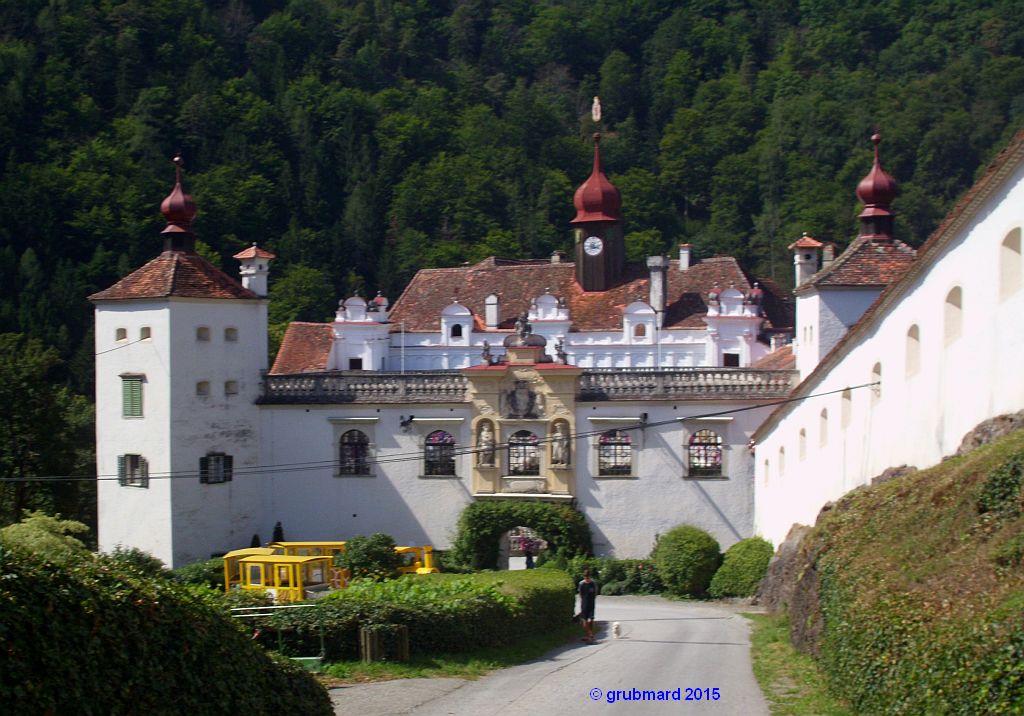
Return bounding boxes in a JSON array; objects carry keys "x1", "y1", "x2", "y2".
[
  {"x1": 233, "y1": 244, "x2": 276, "y2": 260},
  {"x1": 387, "y1": 256, "x2": 792, "y2": 333},
  {"x1": 750, "y1": 344, "x2": 795, "y2": 370},
  {"x1": 270, "y1": 323, "x2": 334, "y2": 373},
  {"x1": 788, "y1": 235, "x2": 823, "y2": 249},
  {"x1": 89, "y1": 251, "x2": 258, "y2": 301},
  {"x1": 800, "y1": 236, "x2": 916, "y2": 290}
]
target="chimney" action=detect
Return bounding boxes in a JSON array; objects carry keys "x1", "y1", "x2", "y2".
[
  {"x1": 485, "y1": 293, "x2": 500, "y2": 328},
  {"x1": 646, "y1": 255, "x2": 668, "y2": 317},
  {"x1": 233, "y1": 243, "x2": 276, "y2": 298},
  {"x1": 821, "y1": 243, "x2": 836, "y2": 269},
  {"x1": 550, "y1": 250, "x2": 566, "y2": 264},
  {"x1": 678, "y1": 243, "x2": 692, "y2": 270},
  {"x1": 787, "y1": 233, "x2": 823, "y2": 288}
]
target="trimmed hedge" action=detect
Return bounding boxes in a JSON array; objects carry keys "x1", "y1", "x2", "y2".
[
  {"x1": 263, "y1": 569, "x2": 574, "y2": 660},
  {"x1": 653, "y1": 525, "x2": 722, "y2": 597},
  {"x1": 541, "y1": 554, "x2": 663, "y2": 595},
  {"x1": 0, "y1": 546, "x2": 331, "y2": 715},
  {"x1": 448, "y1": 501, "x2": 592, "y2": 570},
  {"x1": 709, "y1": 537, "x2": 774, "y2": 598}
]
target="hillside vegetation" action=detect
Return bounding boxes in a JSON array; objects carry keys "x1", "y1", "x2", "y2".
[
  {"x1": 768, "y1": 428, "x2": 1024, "y2": 713},
  {"x1": 2, "y1": 0, "x2": 1024, "y2": 526}
]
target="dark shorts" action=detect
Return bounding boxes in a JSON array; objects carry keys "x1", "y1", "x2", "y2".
[{"x1": 580, "y1": 601, "x2": 595, "y2": 620}]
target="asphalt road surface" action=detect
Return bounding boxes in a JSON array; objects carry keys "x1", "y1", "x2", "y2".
[{"x1": 330, "y1": 595, "x2": 769, "y2": 716}]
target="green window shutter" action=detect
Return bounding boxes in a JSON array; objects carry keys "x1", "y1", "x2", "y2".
[
  {"x1": 118, "y1": 455, "x2": 126, "y2": 486},
  {"x1": 140, "y1": 456, "x2": 149, "y2": 487},
  {"x1": 224, "y1": 455, "x2": 233, "y2": 482},
  {"x1": 199, "y1": 456, "x2": 209, "y2": 483},
  {"x1": 121, "y1": 377, "x2": 143, "y2": 417}
]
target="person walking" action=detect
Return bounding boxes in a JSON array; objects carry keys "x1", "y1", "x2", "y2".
[{"x1": 578, "y1": 568, "x2": 597, "y2": 642}]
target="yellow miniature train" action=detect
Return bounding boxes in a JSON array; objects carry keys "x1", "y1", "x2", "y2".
[{"x1": 223, "y1": 541, "x2": 438, "y2": 602}]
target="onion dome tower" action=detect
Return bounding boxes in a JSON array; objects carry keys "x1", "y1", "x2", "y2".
[
  {"x1": 856, "y1": 133, "x2": 898, "y2": 239},
  {"x1": 160, "y1": 155, "x2": 198, "y2": 253},
  {"x1": 571, "y1": 97, "x2": 624, "y2": 292}
]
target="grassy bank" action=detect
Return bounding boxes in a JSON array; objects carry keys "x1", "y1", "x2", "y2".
[{"x1": 746, "y1": 613, "x2": 850, "y2": 715}]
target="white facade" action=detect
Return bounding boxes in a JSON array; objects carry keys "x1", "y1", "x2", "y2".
[
  {"x1": 755, "y1": 142, "x2": 1024, "y2": 547},
  {"x1": 95, "y1": 296, "x2": 268, "y2": 566}
]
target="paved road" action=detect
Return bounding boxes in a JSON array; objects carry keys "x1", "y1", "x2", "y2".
[{"x1": 330, "y1": 595, "x2": 769, "y2": 716}]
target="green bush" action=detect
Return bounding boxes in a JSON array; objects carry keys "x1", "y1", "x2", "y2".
[
  {"x1": 173, "y1": 556, "x2": 226, "y2": 588},
  {"x1": 542, "y1": 555, "x2": 663, "y2": 595},
  {"x1": 653, "y1": 525, "x2": 721, "y2": 597},
  {"x1": 708, "y1": 537, "x2": 774, "y2": 598},
  {"x1": 264, "y1": 569, "x2": 573, "y2": 660},
  {"x1": 978, "y1": 449, "x2": 1024, "y2": 516},
  {"x1": 0, "y1": 544, "x2": 331, "y2": 715},
  {"x1": 0, "y1": 511, "x2": 91, "y2": 564},
  {"x1": 335, "y1": 533, "x2": 402, "y2": 580},
  {"x1": 107, "y1": 545, "x2": 168, "y2": 578}
]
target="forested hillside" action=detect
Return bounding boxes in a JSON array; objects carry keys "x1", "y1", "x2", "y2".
[{"x1": 1, "y1": 0, "x2": 1023, "y2": 524}]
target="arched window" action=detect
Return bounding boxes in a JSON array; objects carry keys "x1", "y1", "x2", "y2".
[
  {"x1": 906, "y1": 325, "x2": 920, "y2": 377},
  {"x1": 688, "y1": 429, "x2": 722, "y2": 477},
  {"x1": 339, "y1": 430, "x2": 370, "y2": 475},
  {"x1": 763, "y1": 459, "x2": 770, "y2": 487},
  {"x1": 799, "y1": 429, "x2": 807, "y2": 460},
  {"x1": 1000, "y1": 228, "x2": 1021, "y2": 299},
  {"x1": 871, "y1": 363, "x2": 882, "y2": 403},
  {"x1": 778, "y1": 447, "x2": 786, "y2": 479},
  {"x1": 944, "y1": 287, "x2": 962, "y2": 345},
  {"x1": 115, "y1": 327, "x2": 127, "y2": 341},
  {"x1": 598, "y1": 430, "x2": 632, "y2": 476},
  {"x1": 424, "y1": 430, "x2": 456, "y2": 476},
  {"x1": 508, "y1": 430, "x2": 540, "y2": 476},
  {"x1": 633, "y1": 324, "x2": 646, "y2": 338},
  {"x1": 450, "y1": 324, "x2": 463, "y2": 339},
  {"x1": 841, "y1": 389, "x2": 852, "y2": 429},
  {"x1": 820, "y1": 409, "x2": 829, "y2": 447}
]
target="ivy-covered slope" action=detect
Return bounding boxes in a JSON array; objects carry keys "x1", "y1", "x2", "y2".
[{"x1": 779, "y1": 428, "x2": 1024, "y2": 713}]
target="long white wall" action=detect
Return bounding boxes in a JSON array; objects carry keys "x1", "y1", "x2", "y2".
[{"x1": 755, "y1": 157, "x2": 1024, "y2": 547}]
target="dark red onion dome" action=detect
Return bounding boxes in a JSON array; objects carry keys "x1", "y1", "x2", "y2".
[
  {"x1": 160, "y1": 155, "x2": 198, "y2": 235},
  {"x1": 856, "y1": 133, "x2": 897, "y2": 217},
  {"x1": 570, "y1": 133, "x2": 622, "y2": 223}
]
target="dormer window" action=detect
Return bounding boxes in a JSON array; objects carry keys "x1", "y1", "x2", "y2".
[
  {"x1": 633, "y1": 324, "x2": 646, "y2": 339},
  {"x1": 451, "y1": 324, "x2": 463, "y2": 339}
]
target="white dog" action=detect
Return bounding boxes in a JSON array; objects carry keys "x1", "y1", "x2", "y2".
[{"x1": 611, "y1": 621, "x2": 622, "y2": 639}]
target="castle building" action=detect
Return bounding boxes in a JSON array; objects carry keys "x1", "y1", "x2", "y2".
[
  {"x1": 91, "y1": 132, "x2": 798, "y2": 567},
  {"x1": 753, "y1": 131, "x2": 1024, "y2": 546}
]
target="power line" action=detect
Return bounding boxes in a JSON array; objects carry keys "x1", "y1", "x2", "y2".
[{"x1": 6, "y1": 381, "x2": 879, "y2": 483}]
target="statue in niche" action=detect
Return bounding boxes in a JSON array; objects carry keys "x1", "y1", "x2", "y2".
[
  {"x1": 554, "y1": 337, "x2": 567, "y2": 364},
  {"x1": 515, "y1": 312, "x2": 531, "y2": 341},
  {"x1": 481, "y1": 341, "x2": 492, "y2": 365},
  {"x1": 551, "y1": 422, "x2": 570, "y2": 465},
  {"x1": 477, "y1": 422, "x2": 496, "y2": 466},
  {"x1": 504, "y1": 379, "x2": 542, "y2": 419}
]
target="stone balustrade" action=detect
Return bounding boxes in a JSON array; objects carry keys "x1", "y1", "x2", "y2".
[
  {"x1": 259, "y1": 368, "x2": 798, "y2": 404},
  {"x1": 259, "y1": 371, "x2": 469, "y2": 404},
  {"x1": 578, "y1": 368, "x2": 798, "y2": 401}
]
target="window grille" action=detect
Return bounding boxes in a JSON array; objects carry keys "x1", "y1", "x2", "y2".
[
  {"x1": 339, "y1": 430, "x2": 370, "y2": 475},
  {"x1": 118, "y1": 454, "x2": 149, "y2": 487},
  {"x1": 508, "y1": 430, "x2": 540, "y2": 476},
  {"x1": 598, "y1": 430, "x2": 632, "y2": 476},
  {"x1": 200, "y1": 453, "x2": 233, "y2": 484},
  {"x1": 688, "y1": 429, "x2": 723, "y2": 477},
  {"x1": 424, "y1": 430, "x2": 456, "y2": 476}
]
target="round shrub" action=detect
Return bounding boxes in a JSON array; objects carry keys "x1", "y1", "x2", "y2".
[
  {"x1": 708, "y1": 537, "x2": 774, "y2": 598},
  {"x1": 653, "y1": 525, "x2": 721, "y2": 597},
  {"x1": 335, "y1": 533, "x2": 402, "y2": 580}
]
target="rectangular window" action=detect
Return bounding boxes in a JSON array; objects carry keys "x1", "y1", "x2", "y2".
[
  {"x1": 121, "y1": 376, "x2": 143, "y2": 417},
  {"x1": 348, "y1": 358, "x2": 363, "y2": 370},
  {"x1": 723, "y1": 353, "x2": 740, "y2": 367},
  {"x1": 118, "y1": 454, "x2": 149, "y2": 487},
  {"x1": 199, "y1": 453, "x2": 233, "y2": 484}
]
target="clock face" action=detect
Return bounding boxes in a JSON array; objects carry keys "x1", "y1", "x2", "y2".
[{"x1": 583, "y1": 235, "x2": 603, "y2": 256}]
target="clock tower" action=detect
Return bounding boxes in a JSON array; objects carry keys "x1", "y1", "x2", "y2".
[{"x1": 572, "y1": 123, "x2": 623, "y2": 292}]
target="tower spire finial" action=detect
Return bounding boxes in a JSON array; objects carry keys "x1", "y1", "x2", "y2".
[
  {"x1": 856, "y1": 131, "x2": 897, "y2": 239},
  {"x1": 159, "y1": 153, "x2": 198, "y2": 252}
]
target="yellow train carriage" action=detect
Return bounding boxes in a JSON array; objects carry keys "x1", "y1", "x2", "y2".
[
  {"x1": 395, "y1": 545, "x2": 439, "y2": 575},
  {"x1": 223, "y1": 547, "x2": 277, "y2": 592},
  {"x1": 237, "y1": 554, "x2": 333, "y2": 603},
  {"x1": 270, "y1": 542, "x2": 350, "y2": 588}
]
